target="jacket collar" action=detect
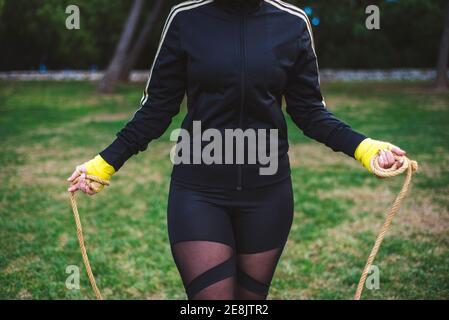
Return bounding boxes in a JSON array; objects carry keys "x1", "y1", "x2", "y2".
[{"x1": 215, "y1": 0, "x2": 263, "y2": 14}]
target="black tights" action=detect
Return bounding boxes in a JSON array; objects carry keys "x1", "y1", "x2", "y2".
[
  {"x1": 167, "y1": 177, "x2": 294, "y2": 300},
  {"x1": 171, "y1": 241, "x2": 285, "y2": 299}
]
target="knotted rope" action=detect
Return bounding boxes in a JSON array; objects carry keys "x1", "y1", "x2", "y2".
[
  {"x1": 68, "y1": 155, "x2": 417, "y2": 301},
  {"x1": 354, "y1": 155, "x2": 418, "y2": 300},
  {"x1": 69, "y1": 173, "x2": 109, "y2": 300}
]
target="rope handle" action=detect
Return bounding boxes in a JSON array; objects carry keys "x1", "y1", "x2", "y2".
[
  {"x1": 354, "y1": 154, "x2": 418, "y2": 300},
  {"x1": 370, "y1": 154, "x2": 418, "y2": 178}
]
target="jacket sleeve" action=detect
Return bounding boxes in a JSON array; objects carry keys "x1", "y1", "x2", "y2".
[
  {"x1": 284, "y1": 20, "x2": 366, "y2": 158},
  {"x1": 100, "y1": 14, "x2": 186, "y2": 170}
]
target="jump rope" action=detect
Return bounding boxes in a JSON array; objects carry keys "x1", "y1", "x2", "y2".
[{"x1": 69, "y1": 154, "x2": 418, "y2": 300}]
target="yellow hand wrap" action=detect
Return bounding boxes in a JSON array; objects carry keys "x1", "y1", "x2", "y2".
[
  {"x1": 354, "y1": 138, "x2": 396, "y2": 173},
  {"x1": 83, "y1": 155, "x2": 115, "y2": 193}
]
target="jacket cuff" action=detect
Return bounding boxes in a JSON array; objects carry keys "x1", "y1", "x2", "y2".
[
  {"x1": 99, "y1": 138, "x2": 134, "y2": 171},
  {"x1": 343, "y1": 131, "x2": 368, "y2": 159}
]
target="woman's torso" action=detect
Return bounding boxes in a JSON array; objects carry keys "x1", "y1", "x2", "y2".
[{"x1": 171, "y1": 0, "x2": 309, "y2": 190}]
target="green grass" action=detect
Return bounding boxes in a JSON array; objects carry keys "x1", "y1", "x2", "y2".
[{"x1": 0, "y1": 80, "x2": 448, "y2": 300}]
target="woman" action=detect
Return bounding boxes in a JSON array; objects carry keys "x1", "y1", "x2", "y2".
[{"x1": 68, "y1": 0, "x2": 406, "y2": 300}]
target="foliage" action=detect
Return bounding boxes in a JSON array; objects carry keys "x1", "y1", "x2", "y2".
[
  {"x1": 295, "y1": 0, "x2": 447, "y2": 68},
  {"x1": 0, "y1": 0, "x2": 446, "y2": 70}
]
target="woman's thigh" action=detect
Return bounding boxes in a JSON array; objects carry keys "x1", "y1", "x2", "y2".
[
  {"x1": 231, "y1": 177, "x2": 294, "y2": 299},
  {"x1": 167, "y1": 180, "x2": 236, "y2": 299},
  {"x1": 167, "y1": 180, "x2": 235, "y2": 247},
  {"x1": 231, "y1": 176, "x2": 294, "y2": 254}
]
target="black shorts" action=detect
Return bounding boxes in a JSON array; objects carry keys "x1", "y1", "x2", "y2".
[{"x1": 167, "y1": 176, "x2": 294, "y2": 254}]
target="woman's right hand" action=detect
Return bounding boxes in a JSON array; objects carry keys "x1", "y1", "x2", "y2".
[
  {"x1": 67, "y1": 164, "x2": 97, "y2": 195},
  {"x1": 67, "y1": 155, "x2": 116, "y2": 195},
  {"x1": 355, "y1": 138, "x2": 406, "y2": 174}
]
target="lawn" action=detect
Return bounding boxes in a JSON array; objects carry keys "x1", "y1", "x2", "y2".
[{"x1": 0, "y1": 80, "x2": 448, "y2": 300}]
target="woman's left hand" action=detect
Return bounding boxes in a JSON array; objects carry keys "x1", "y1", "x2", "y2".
[
  {"x1": 355, "y1": 138, "x2": 407, "y2": 173},
  {"x1": 377, "y1": 146, "x2": 407, "y2": 170}
]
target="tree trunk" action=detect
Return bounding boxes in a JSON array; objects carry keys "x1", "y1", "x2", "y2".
[
  {"x1": 98, "y1": 0, "x2": 144, "y2": 93},
  {"x1": 436, "y1": 1, "x2": 449, "y2": 90},
  {"x1": 118, "y1": 0, "x2": 166, "y2": 82}
]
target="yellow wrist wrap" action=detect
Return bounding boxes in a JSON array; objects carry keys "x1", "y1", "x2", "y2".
[
  {"x1": 84, "y1": 155, "x2": 115, "y2": 181},
  {"x1": 354, "y1": 138, "x2": 395, "y2": 173}
]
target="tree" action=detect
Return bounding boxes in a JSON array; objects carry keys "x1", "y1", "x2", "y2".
[
  {"x1": 0, "y1": 0, "x2": 446, "y2": 73},
  {"x1": 436, "y1": 1, "x2": 449, "y2": 90},
  {"x1": 119, "y1": 0, "x2": 166, "y2": 81},
  {"x1": 97, "y1": 0, "x2": 144, "y2": 93}
]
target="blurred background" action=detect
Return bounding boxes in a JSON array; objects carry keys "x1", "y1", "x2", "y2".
[
  {"x1": 0, "y1": 0, "x2": 447, "y2": 71},
  {"x1": 0, "y1": 0, "x2": 448, "y2": 299}
]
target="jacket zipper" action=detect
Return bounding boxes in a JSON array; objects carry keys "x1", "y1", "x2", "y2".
[{"x1": 237, "y1": 13, "x2": 247, "y2": 191}]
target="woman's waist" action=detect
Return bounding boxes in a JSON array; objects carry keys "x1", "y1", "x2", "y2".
[{"x1": 171, "y1": 152, "x2": 291, "y2": 190}]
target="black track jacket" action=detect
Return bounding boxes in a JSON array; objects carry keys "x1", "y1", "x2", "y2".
[{"x1": 100, "y1": 0, "x2": 366, "y2": 190}]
